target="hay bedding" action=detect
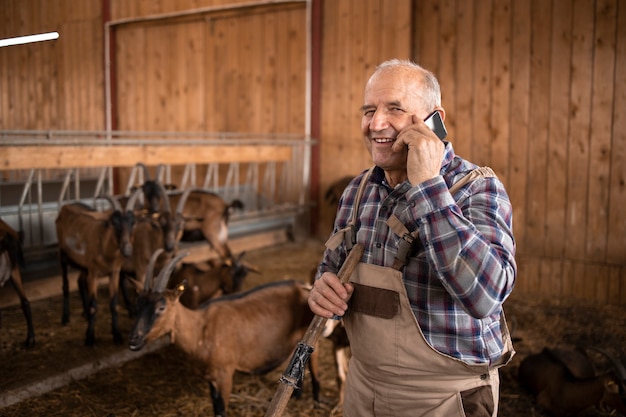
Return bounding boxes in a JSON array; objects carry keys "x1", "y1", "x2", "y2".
[{"x1": 1, "y1": 239, "x2": 625, "y2": 417}]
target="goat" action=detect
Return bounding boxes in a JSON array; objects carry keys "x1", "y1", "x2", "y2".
[
  {"x1": 120, "y1": 164, "x2": 243, "y2": 261},
  {"x1": 165, "y1": 188, "x2": 243, "y2": 260},
  {"x1": 129, "y1": 249, "x2": 320, "y2": 417},
  {"x1": 0, "y1": 218, "x2": 35, "y2": 348},
  {"x1": 118, "y1": 187, "x2": 191, "y2": 315},
  {"x1": 167, "y1": 251, "x2": 260, "y2": 309},
  {"x1": 55, "y1": 191, "x2": 140, "y2": 346},
  {"x1": 117, "y1": 162, "x2": 172, "y2": 213},
  {"x1": 518, "y1": 346, "x2": 626, "y2": 417}
]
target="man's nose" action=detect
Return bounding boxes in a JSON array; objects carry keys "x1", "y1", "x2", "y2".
[{"x1": 369, "y1": 109, "x2": 389, "y2": 131}]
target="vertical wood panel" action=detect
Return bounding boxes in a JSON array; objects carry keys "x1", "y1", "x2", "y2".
[
  {"x1": 438, "y1": 0, "x2": 457, "y2": 138},
  {"x1": 508, "y1": 0, "x2": 530, "y2": 263},
  {"x1": 490, "y1": 0, "x2": 511, "y2": 184},
  {"x1": 607, "y1": 1, "x2": 626, "y2": 264},
  {"x1": 453, "y1": 0, "x2": 475, "y2": 160},
  {"x1": 471, "y1": 0, "x2": 492, "y2": 166},
  {"x1": 525, "y1": 0, "x2": 551, "y2": 254},
  {"x1": 116, "y1": 26, "x2": 147, "y2": 130},
  {"x1": 586, "y1": 0, "x2": 616, "y2": 261},
  {"x1": 544, "y1": 0, "x2": 571, "y2": 258},
  {"x1": 564, "y1": 0, "x2": 594, "y2": 260}
]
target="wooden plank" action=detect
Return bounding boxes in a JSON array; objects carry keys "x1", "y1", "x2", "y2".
[
  {"x1": 416, "y1": 0, "x2": 440, "y2": 73},
  {"x1": 538, "y1": 258, "x2": 563, "y2": 297},
  {"x1": 439, "y1": 0, "x2": 457, "y2": 138},
  {"x1": 471, "y1": 0, "x2": 492, "y2": 167},
  {"x1": 454, "y1": 0, "x2": 474, "y2": 160},
  {"x1": 544, "y1": 0, "x2": 572, "y2": 258},
  {"x1": 607, "y1": 0, "x2": 626, "y2": 263},
  {"x1": 287, "y1": 7, "x2": 306, "y2": 133},
  {"x1": 490, "y1": 0, "x2": 511, "y2": 184},
  {"x1": 116, "y1": 25, "x2": 147, "y2": 130},
  {"x1": 260, "y1": 10, "x2": 278, "y2": 132},
  {"x1": 607, "y1": 266, "x2": 622, "y2": 305},
  {"x1": 0, "y1": 145, "x2": 293, "y2": 170},
  {"x1": 564, "y1": 0, "x2": 594, "y2": 260},
  {"x1": 525, "y1": 0, "x2": 552, "y2": 254},
  {"x1": 508, "y1": 0, "x2": 530, "y2": 256},
  {"x1": 586, "y1": 0, "x2": 616, "y2": 261}
]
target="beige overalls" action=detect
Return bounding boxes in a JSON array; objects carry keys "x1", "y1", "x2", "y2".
[{"x1": 326, "y1": 167, "x2": 514, "y2": 417}]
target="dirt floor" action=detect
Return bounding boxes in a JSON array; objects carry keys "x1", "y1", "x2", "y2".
[{"x1": 1, "y1": 238, "x2": 625, "y2": 417}]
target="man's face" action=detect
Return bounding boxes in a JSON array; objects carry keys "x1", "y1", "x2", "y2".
[{"x1": 360, "y1": 68, "x2": 427, "y2": 172}]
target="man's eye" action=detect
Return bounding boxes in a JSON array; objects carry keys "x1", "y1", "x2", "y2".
[
  {"x1": 390, "y1": 107, "x2": 404, "y2": 113},
  {"x1": 363, "y1": 110, "x2": 375, "y2": 116}
]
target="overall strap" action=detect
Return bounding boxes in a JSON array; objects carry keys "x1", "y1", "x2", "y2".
[
  {"x1": 386, "y1": 166, "x2": 497, "y2": 270},
  {"x1": 325, "y1": 166, "x2": 375, "y2": 251}
]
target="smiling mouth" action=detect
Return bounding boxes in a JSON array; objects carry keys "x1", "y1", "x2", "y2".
[{"x1": 373, "y1": 137, "x2": 395, "y2": 144}]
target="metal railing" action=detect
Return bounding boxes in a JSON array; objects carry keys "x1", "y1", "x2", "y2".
[{"x1": 0, "y1": 130, "x2": 315, "y2": 258}]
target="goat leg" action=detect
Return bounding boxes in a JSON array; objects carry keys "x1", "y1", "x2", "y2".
[
  {"x1": 109, "y1": 293, "x2": 124, "y2": 345},
  {"x1": 210, "y1": 381, "x2": 227, "y2": 417},
  {"x1": 78, "y1": 272, "x2": 89, "y2": 318},
  {"x1": 85, "y1": 293, "x2": 97, "y2": 346},
  {"x1": 9, "y1": 271, "x2": 35, "y2": 348},
  {"x1": 19, "y1": 293, "x2": 35, "y2": 348},
  {"x1": 60, "y1": 254, "x2": 71, "y2": 325}
]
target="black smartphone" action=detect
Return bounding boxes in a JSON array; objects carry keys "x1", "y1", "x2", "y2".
[{"x1": 424, "y1": 111, "x2": 447, "y2": 140}]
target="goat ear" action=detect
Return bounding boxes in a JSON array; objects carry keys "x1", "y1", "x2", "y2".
[{"x1": 128, "y1": 277, "x2": 144, "y2": 293}]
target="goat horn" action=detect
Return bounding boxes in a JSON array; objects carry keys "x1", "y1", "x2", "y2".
[
  {"x1": 156, "y1": 182, "x2": 171, "y2": 213},
  {"x1": 125, "y1": 187, "x2": 143, "y2": 212},
  {"x1": 588, "y1": 347, "x2": 626, "y2": 382},
  {"x1": 145, "y1": 248, "x2": 165, "y2": 291},
  {"x1": 153, "y1": 250, "x2": 190, "y2": 292},
  {"x1": 105, "y1": 195, "x2": 122, "y2": 211},
  {"x1": 155, "y1": 164, "x2": 165, "y2": 182},
  {"x1": 175, "y1": 188, "x2": 194, "y2": 215},
  {"x1": 136, "y1": 162, "x2": 151, "y2": 181}
]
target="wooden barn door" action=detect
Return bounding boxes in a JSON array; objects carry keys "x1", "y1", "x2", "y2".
[{"x1": 111, "y1": 3, "x2": 307, "y2": 185}]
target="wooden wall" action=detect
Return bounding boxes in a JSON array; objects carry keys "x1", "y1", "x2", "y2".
[
  {"x1": 1, "y1": 0, "x2": 625, "y2": 305},
  {"x1": 112, "y1": 1, "x2": 306, "y2": 134},
  {"x1": 418, "y1": 0, "x2": 626, "y2": 305},
  {"x1": 317, "y1": 0, "x2": 626, "y2": 304},
  {"x1": 0, "y1": 0, "x2": 103, "y2": 130}
]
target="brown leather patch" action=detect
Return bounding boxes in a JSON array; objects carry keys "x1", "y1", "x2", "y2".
[
  {"x1": 460, "y1": 385, "x2": 494, "y2": 417},
  {"x1": 348, "y1": 283, "x2": 399, "y2": 319}
]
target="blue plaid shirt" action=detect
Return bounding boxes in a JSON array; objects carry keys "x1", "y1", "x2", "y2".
[{"x1": 319, "y1": 142, "x2": 517, "y2": 365}]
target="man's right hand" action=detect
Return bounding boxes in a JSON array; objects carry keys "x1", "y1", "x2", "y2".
[{"x1": 308, "y1": 272, "x2": 354, "y2": 318}]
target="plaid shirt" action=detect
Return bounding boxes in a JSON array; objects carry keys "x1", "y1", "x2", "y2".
[{"x1": 319, "y1": 142, "x2": 517, "y2": 365}]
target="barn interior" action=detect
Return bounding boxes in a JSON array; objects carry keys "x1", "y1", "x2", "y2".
[{"x1": 1, "y1": 1, "x2": 625, "y2": 416}]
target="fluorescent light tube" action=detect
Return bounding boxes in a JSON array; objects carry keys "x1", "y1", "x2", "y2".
[{"x1": 0, "y1": 32, "x2": 59, "y2": 48}]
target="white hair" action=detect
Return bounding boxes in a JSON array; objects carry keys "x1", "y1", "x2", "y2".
[{"x1": 372, "y1": 59, "x2": 442, "y2": 110}]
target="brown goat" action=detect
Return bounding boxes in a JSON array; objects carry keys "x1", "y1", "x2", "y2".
[
  {"x1": 518, "y1": 346, "x2": 626, "y2": 416},
  {"x1": 129, "y1": 250, "x2": 320, "y2": 417},
  {"x1": 56, "y1": 191, "x2": 140, "y2": 345},
  {"x1": 166, "y1": 189, "x2": 243, "y2": 259},
  {"x1": 120, "y1": 165, "x2": 243, "y2": 260},
  {"x1": 119, "y1": 188, "x2": 191, "y2": 314},
  {"x1": 167, "y1": 251, "x2": 260, "y2": 309},
  {"x1": 0, "y1": 218, "x2": 35, "y2": 348}
]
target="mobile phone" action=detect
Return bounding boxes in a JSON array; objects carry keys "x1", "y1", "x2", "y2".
[{"x1": 424, "y1": 111, "x2": 447, "y2": 140}]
